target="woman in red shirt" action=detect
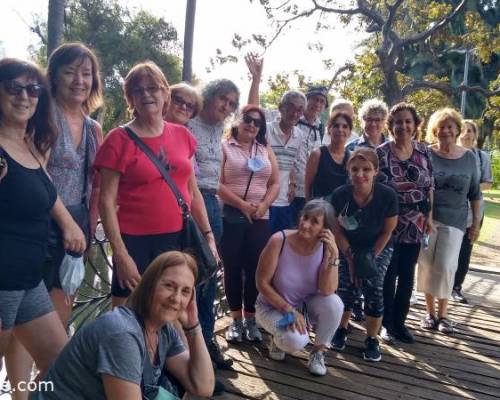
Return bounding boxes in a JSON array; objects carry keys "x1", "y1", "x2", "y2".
[{"x1": 95, "y1": 62, "x2": 217, "y2": 307}]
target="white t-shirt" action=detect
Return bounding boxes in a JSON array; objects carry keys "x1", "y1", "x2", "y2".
[{"x1": 266, "y1": 121, "x2": 304, "y2": 206}]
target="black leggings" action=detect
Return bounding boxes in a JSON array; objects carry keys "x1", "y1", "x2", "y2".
[
  {"x1": 382, "y1": 242, "x2": 420, "y2": 330},
  {"x1": 221, "y1": 219, "x2": 270, "y2": 313}
]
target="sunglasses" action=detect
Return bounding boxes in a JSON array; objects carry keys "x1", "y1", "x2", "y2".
[
  {"x1": 131, "y1": 85, "x2": 161, "y2": 96},
  {"x1": 2, "y1": 80, "x2": 44, "y2": 98},
  {"x1": 171, "y1": 94, "x2": 195, "y2": 113},
  {"x1": 242, "y1": 114, "x2": 263, "y2": 128}
]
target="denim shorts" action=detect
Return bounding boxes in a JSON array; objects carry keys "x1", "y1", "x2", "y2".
[{"x1": 0, "y1": 281, "x2": 54, "y2": 330}]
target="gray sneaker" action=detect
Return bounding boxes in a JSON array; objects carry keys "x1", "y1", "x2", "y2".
[
  {"x1": 308, "y1": 351, "x2": 327, "y2": 376},
  {"x1": 225, "y1": 318, "x2": 243, "y2": 343},
  {"x1": 268, "y1": 338, "x2": 285, "y2": 361},
  {"x1": 244, "y1": 318, "x2": 262, "y2": 342}
]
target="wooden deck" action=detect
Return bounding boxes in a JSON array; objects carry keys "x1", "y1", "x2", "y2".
[{"x1": 213, "y1": 266, "x2": 500, "y2": 400}]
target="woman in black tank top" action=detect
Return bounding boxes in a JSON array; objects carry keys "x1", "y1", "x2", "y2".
[
  {"x1": 305, "y1": 112, "x2": 352, "y2": 201},
  {"x1": 0, "y1": 58, "x2": 85, "y2": 386}
]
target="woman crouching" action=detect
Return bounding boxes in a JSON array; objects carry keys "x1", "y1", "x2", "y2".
[
  {"x1": 255, "y1": 199, "x2": 343, "y2": 376},
  {"x1": 42, "y1": 251, "x2": 214, "y2": 399}
]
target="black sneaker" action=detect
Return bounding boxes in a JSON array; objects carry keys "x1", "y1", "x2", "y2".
[
  {"x1": 331, "y1": 327, "x2": 348, "y2": 351},
  {"x1": 452, "y1": 288, "x2": 468, "y2": 304},
  {"x1": 212, "y1": 379, "x2": 225, "y2": 396},
  {"x1": 394, "y1": 326, "x2": 415, "y2": 344},
  {"x1": 362, "y1": 337, "x2": 381, "y2": 362},
  {"x1": 207, "y1": 339, "x2": 233, "y2": 370}
]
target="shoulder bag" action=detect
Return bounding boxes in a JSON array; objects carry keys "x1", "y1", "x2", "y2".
[{"x1": 123, "y1": 125, "x2": 217, "y2": 284}]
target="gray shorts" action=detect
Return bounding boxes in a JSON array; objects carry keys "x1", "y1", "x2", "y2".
[{"x1": 0, "y1": 281, "x2": 54, "y2": 330}]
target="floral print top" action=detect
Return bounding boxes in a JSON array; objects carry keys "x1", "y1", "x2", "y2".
[{"x1": 377, "y1": 140, "x2": 434, "y2": 244}]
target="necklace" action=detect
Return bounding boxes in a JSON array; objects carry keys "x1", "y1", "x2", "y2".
[
  {"x1": 353, "y1": 184, "x2": 374, "y2": 208},
  {"x1": 144, "y1": 328, "x2": 158, "y2": 362}
]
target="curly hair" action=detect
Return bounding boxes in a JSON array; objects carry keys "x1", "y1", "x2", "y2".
[{"x1": 387, "y1": 102, "x2": 422, "y2": 140}]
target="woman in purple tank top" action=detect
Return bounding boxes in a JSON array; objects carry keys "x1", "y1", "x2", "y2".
[{"x1": 255, "y1": 199, "x2": 344, "y2": 377}]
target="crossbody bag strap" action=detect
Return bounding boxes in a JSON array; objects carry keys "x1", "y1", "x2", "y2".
[{"x1": 123, "y1": 125, "x2": 189, "y2": 215}]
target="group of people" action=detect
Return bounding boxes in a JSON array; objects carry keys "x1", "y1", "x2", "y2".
[{"x1": 0, "y1": 43, "x2": 493, "y2": 399}]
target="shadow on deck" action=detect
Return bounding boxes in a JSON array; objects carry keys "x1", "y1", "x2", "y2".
[{"x1": 214, "y1": 271, "x2": 500, "y2": 400}]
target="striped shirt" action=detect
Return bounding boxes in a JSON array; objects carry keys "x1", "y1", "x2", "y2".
[
  {"x1": 266, "y1": 121, "x2": 303, "y2": 206},
  {"x1": 294, "y1": 117, "x2": 322, "y2": 198},
  {"x1": 221, "y1": 138, "x2": 272, "y2": 219}
]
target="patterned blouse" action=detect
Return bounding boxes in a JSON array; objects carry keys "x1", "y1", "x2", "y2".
[{"x1": 377, "y1": 140, "x2": 434, "y2": 244}]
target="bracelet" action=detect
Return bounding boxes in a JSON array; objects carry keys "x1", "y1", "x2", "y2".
[
  {"x1": 203, "y1": 230, "x2": 212, "y2": 237},
  {"x1": 183, "y1": 322, "x2": 200, "y2": 332},
  {"x1": 328, "y1": 258, "x2": 340, "y2": 267},
  {"x1": 184, "y1": 324, "x2": 201, "y2": 338}
]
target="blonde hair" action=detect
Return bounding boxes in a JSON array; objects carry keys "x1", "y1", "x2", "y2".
[
  {"x1": 461, "y1": 119, "x2": 479, "y2": 143},
  {"x1": 347, "y1": 147, "x2": 379, "y2": 171},
  {"x1": 426, "y1": 108, "x2": 462, "y2": 144},
  {"x1": 170, "y1": 82, "x2": 203, "y2": 119},
  {"x1": 123, "y1": 61, "x2": 170, "y2": 117}
]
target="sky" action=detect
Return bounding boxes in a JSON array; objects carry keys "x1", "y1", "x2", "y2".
[{"x1": 0, "y1": 0, "x2": 365, "y2": 96}]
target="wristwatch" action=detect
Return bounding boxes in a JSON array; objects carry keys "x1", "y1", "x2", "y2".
[{"x1": 328, "y1": 258, "x2": 340, "y2": 267}]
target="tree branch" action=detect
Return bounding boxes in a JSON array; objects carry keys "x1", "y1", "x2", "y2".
[
  {"x1": 327, "y1": 63, "x2": 355, "y2": 91},
  {"x1": 265, "y1": 7, "x2": 317, "y2": 50},
  {"x1": 311, "y1": 0, "x2": 360, "y2": 15},
  {"x1": 401, "y1": 0, "x2": 467, "y2": 47},
  {"x1": 31, "y1": 24, "x2": 47, "y2": 45},
  {"x1": 401, "y1": 80, "x2": 500, "y2": 98}
]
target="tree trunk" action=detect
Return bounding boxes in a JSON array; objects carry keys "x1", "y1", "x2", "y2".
[
  {"x1": 47, "y1": 0, "x2": 66, "y2": 59},
  {"x1": 182, "y1": 0, "x2": 197, "y2": 82}
]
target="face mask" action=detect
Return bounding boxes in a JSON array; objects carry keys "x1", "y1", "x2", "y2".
[
  {"x1": 247, "y1": 156, "x2": 265, "y2": 172},
  {"x1": 338, "y1": 202, "x2": 360, "y2": 231},
  {"x1": 59, "y1": 254, "x2": 85, "y2": 297}
]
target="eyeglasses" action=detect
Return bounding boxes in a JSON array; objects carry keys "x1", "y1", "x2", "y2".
[
  {"x1": 363, "y1": 116, "x2": 384, "y2": 124},
  {"x1": 131, "y1": 85, "x2": 161, "y2": 96},
  {"x1": 171, "y1": 94, "x2": 195, "y2": 113},
  {"x1": 2, "y1": 80, "x2": 43, "y2": 98},
  {"x1": 242, "y1": 114, "x2": 263, "y2": 128}
]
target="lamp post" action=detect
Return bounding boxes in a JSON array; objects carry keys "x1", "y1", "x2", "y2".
[{"x1": 460, "y1": 48, "x2": 471, "y2": 116}]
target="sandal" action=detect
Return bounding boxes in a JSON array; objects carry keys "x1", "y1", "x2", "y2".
[
  {"x1": 420, "y1": 314, "x2": 438, "y2": 330},
  {"x1": 437, "y1": 318, "x2": 455, "y2": 335}
]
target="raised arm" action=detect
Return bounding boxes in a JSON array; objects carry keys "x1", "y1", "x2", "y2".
[{"x1": 245, "y1": 53, "x2": 263, "y2": 106}]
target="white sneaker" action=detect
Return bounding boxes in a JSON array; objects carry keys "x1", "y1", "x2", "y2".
[
  {"x1": 308, "y1": 351, "x2": 327, "y2": 376},
  {"x1": 410, "y1": 290, "x2": 418, "y2": 305},
  {"x1": 225, "y1": 318, "x2": 243, "y2": 343},
  {"x1": 268, "y1": 338, "x2": 285, "y2": 361}
]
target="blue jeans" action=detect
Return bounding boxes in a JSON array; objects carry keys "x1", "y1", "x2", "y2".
[
  {"x1": 269, "y1": 205, "x2": 294, "y2": 234},
  {"x1": 197, "y1": 192, "x2": 222, "y2": 343},
  {"x1": 289, "y1": 197, "x2": 306, "y2": 228}
]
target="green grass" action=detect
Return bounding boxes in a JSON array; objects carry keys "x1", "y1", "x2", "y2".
[{"x1": 480, "y1": 189, "x2": 500, "y2": 241}]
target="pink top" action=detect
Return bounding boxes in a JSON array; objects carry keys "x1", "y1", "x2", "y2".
[{"x1": 221, "y1": 137, "x2": 272, "y2": 219}]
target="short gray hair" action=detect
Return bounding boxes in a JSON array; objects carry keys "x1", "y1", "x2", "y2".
[
  {"x1": 279, "y1": 90, "x2": 307, "y2": 108},
  {"x1": 301, "y1": 199, "x2": 334, "y2": 231},
  {"x1": 358, "y1": 98, "x2": 388, "y2": 121},
  {"x1": 201, "y1": 79, "x2": 240, "y2": 110}
]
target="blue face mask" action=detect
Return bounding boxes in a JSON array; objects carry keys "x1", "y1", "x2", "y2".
[
  {"x1": 338, "y1": 202, "x2": 361, "y2": 231},
  {"x1": 247, "y1": 156, "x2": 265, "y2": 172}
]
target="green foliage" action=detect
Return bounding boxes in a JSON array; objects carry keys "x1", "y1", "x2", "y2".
[{"x1": 33, "y1": 0, "x2": 182, "y2": 132}]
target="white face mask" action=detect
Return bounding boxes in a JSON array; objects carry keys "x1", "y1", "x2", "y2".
[{"x1": 59, "y1": 254, "x2": 85, "y2": 297}]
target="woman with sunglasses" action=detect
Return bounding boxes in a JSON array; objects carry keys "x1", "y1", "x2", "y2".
[
  {"x1": 330, "y1": 148, "x2": 398, "y2": 362},
  {"x1": 165, "y1": 82, "x2": 203, "y2": 126},
  {"x1": 220, "y1": 105, "x2": 279, "y2": 343},
  {"x1": 376, "y1": 103, "x2": 434, "y2": 345},
  {"x1": 305, "y1": 111, "x2": 352, "y2": 201},
  {"x1": 0, "y1": 58, "x2": 85, "y2": 387},
  {"x1": 95, "y1": 62, "x2": 217, "y2": 310}
]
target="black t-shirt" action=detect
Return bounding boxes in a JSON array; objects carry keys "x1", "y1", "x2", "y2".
[
  {"x1": 312, "y1": 146, "x2": 350, "y2": 198},
  {"x1": 331, "y1": 183, "x2": 398, "y2": 249}
]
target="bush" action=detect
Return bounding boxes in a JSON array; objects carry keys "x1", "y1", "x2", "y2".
[{"x1": 490, "y1": 150, "x2": 500, "y2": 189}]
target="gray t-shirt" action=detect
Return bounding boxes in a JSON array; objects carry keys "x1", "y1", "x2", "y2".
[
  {"x1": 466, "y1": 149, "x2": 494, "y2": 226},
  {"x1": 431, "y1": 149, "x2": 480, "y2": 232},
  {"x1": 44, "y1": 306, "x2": 185, "y2": 400},
  {"x1": 186, "y1": 115, "x2": 225, "y2": 191}
]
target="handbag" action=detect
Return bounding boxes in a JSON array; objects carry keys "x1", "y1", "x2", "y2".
[
  {"x1": 48, "y1": 122, "x2": 93, "y2": 252},
  {"x1": 353, "y1": 247, "x2": 377, "y2": 279},
  {"x1": 222, "y1": 171, "x2": 254, "y2": 225},
  {"x1": 123, "y1": 126, "x2": 217, "y2": 284}
]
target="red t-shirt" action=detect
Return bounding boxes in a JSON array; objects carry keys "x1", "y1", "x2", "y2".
[{"x1": 94, "y1": 123, "x2": 196, "y2": 235}]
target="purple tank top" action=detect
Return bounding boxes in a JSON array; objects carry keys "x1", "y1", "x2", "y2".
[{"x1": 259, "y1": 234, "x2": 324, "y2": 308}]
